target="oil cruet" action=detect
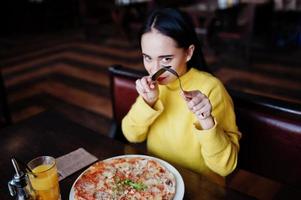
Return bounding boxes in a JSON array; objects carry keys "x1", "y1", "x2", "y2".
[{"x1": 8, "y1": 158, "x2": 36, "y2": 200}]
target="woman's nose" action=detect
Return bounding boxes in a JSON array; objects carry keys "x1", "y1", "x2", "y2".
[{"x1": 152, "y1": 65, "x2": 161, "y2": 74}]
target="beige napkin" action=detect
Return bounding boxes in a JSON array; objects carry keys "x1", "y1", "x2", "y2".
[{"x1": 56, "y1": 148, "x2": 98, "y2": 181}]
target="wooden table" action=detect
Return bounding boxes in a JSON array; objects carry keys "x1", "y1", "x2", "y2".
[{"x1": 0, "y1": 111, "x2": 299, "y2": 199}]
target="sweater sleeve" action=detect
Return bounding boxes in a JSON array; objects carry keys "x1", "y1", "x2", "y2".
[
  {"x1": 194, "y1": 81, "x2": 241, "y2": 176},
  {"x1": 122, "y1": 96, "x2": 164, "y2": 143}
]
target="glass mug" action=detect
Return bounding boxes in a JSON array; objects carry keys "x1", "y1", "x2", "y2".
[{"x1": 28, "y1": 156, "x2": 61, "y2": 200}]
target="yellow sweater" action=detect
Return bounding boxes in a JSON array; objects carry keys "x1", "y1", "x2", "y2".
[{"x1": 122, "y1": 68, "x2": 241, "y2": 178}]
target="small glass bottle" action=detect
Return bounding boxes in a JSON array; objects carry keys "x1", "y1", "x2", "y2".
[{"x1": 8, "y1": 158, "x2": 36, "y2": 200}]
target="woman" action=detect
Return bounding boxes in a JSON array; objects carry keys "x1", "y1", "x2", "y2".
[{"x1": 122, "y1": 8, "x2": 241, "y2": 181}]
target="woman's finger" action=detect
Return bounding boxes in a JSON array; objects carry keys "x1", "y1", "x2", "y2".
[
  {"x1": 187, "y1": 94, "x2": 205, "y2": 110},
  {"x1": 184, "y1": 90, "x2": 203, "y2": 97},
  {"x1": 136, "y1": 79, "x2": 146, "y2": 95},
  {"x1": 191, "y1": 99, "x2": 207, "y2": 112},
  {"x1": 183, "y1": 90, "x2": 205, "y2": 102},
  {"x1": 141, "y1": 77, "x2": 151, "y2": 93},
  {"x1": 187, "y1": 98, "x2": 198, "y2": 110},
  {"x1": 146, "y1": 76, "x2": 156, "y2": 89},
  {"x1": 196, "y1": 104, "x2": 211, "y2": 119}
]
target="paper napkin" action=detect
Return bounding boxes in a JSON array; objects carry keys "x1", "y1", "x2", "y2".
[{"x1": 56, "y1": 148, "x2": 98, "y2": 181}]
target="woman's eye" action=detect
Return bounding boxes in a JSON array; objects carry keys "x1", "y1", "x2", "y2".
[
  {"x1": 162, "y1": 57, "x2": 172, "y2": 64},
  {"x1": 143, "y1": 55, "x2": 151, "y2": 62}
]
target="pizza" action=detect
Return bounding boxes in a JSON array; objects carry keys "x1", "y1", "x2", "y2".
[{"x1": 73, "y1": 156, "x2": 176, "y2": 200}]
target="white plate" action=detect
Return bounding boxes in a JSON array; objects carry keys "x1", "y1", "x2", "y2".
[{"x1": 69, "y1": 154, "x2": 185, "y2": 200}]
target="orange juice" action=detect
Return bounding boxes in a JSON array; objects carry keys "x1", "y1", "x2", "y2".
[{"x1": 28, "y1": 157, "x2": 61, "y2": 200}]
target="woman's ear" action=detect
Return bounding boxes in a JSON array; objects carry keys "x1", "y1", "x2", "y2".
[{"x1": 186, "y1": 44, "x2": 195, "y2": 62}]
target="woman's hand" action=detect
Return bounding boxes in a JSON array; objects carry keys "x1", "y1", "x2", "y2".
[
  {"x1": 135, "y1": 76, "x2": 159, "y2": 107},
  {"x1": 181, "y1": 90, "x2": 215, "y2": 130}
]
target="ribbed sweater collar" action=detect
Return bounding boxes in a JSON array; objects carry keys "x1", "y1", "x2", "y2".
[{"x1": 165, "y1": 68, "x2": 195, "y2": 91}]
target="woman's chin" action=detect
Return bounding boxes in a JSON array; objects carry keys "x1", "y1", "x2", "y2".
[{"x1": 158, "y1": 77, "x2": 177, "y2": 85}]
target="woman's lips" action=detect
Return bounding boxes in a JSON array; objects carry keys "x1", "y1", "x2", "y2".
[{"x1": 157, "y1": 76, "x2": 167, "y2": 82}]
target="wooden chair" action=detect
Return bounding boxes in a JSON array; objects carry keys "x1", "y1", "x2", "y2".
[
  {"x1": 108, "y1": 64, "x2": 301, "y2": 185},
  {"x1": 0, "y1": 71, "x2": 12, "y2": 126}
]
